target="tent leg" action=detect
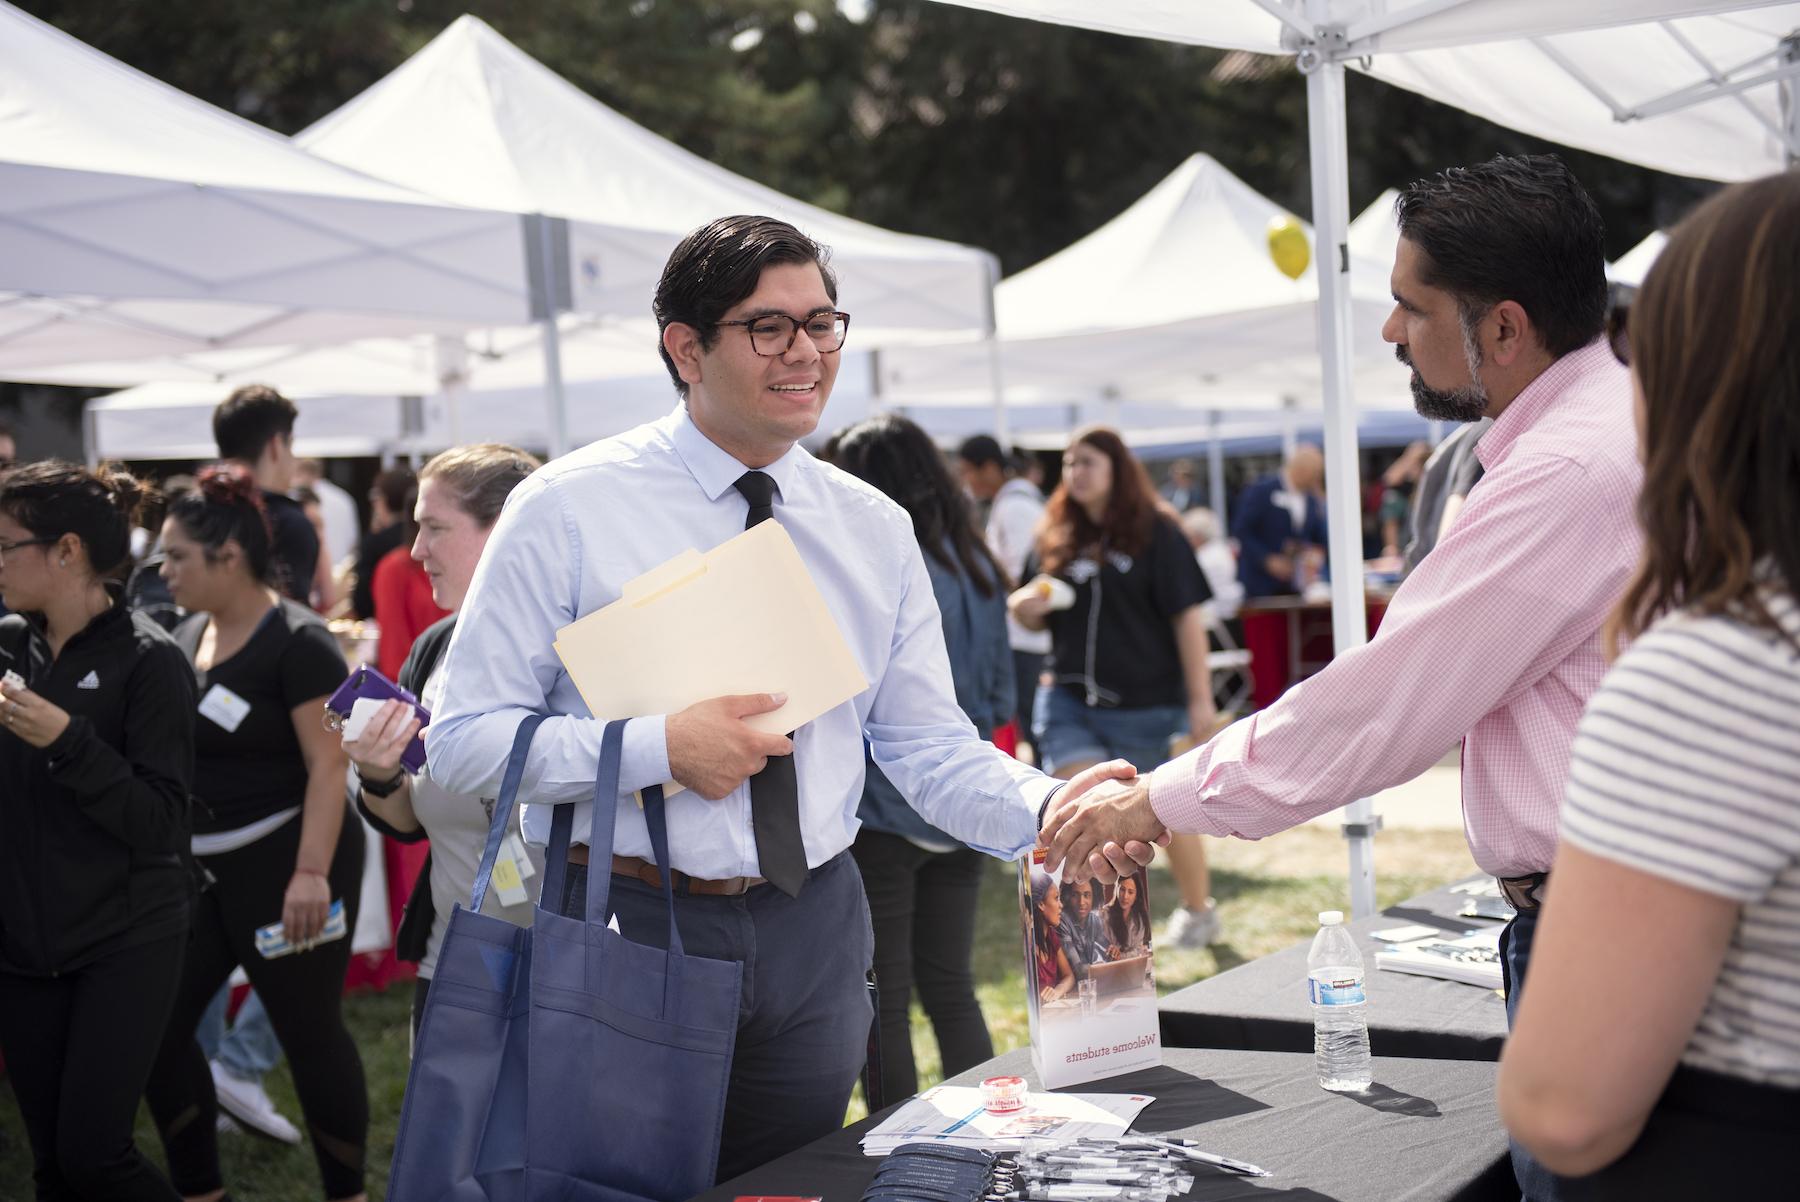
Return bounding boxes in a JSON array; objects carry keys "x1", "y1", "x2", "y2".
[
  {"x1": 1304, "y1": 23, "x2": 1378, "y2": 920},
  {"x1": 1783, "y1": 33, "x2": 1799, "y2": 168},
  {"x1": 540, "y1": 315, "x2": 569, "y2": 459},
  {"x1": 1207, "y1": 410, "x2": 1227, "y2": 525}
]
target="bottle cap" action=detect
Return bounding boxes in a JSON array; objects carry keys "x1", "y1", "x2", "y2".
[
  {"x1": 980, "y1": 1075, "x2": 1029, "y2": 1113},
  {"x1": 1318, "y1": 910, "x2": 1344, "y2": 925}
]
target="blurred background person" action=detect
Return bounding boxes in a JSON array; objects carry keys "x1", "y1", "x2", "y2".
[
  {"x1": 340, "y1": 443, "x2": 542, "y2": 1040},
  {"x1": 1378, "y1": 440, "x2": 1432, "y2": 559},
  {"x1": 0, "y1": 462, "x2": 195, "y2": 1202},
  {"x1": 1500, "y1": 172, "x2": 1800, "y2": 1195},
  {"x1": 832, "y1": 416, "x2": 1009, "y2": 1101},
  {"x1": 1180, "y1": 507, "x2": 1243, "y2": 623},
  {"x1": 368, "y1": 476, "x2": 446, "y2": 680},
  {"x1": 1232, "y1": 443, "x2": 1327, "y2": 599},
  {"x1": 1405, "y1": 419, "x2": 1490, "y2": 575},
  {"x1": 292, "y1": 458, "x2": 358, "y2": 579},
  {"x1": 1160, "y1": 458, "x2": 1201, "y2": 512},
  {"x1": 0, "y1": 420, "x2": 17, "y2": 469},
  {"x1": 1009, "y1": 426, "x2": 1222, "y2": 948},
  {"x1": 212, "y1": 385, "x2": 317, "y2": 607},
  {"x1": 349, "y1": 466, "x2": 415, "y2": 623},
  {"x1": 126, "y1": 473, "x2": 195, "y2": 632},
  {"x1": 293, "y1": 485, "x2": 339, "y2": 613},
  {"x1": 145, "y1": 465, "x2": 367, "y2": 1202},
  {"x1": 958, "y1": 433, "x2": 1050, "y2": 755}
]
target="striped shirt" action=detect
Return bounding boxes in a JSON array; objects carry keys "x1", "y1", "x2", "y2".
[
  {"x1": 1561, "y1": 590, "x2": 1800, "y2": 1087},
  {"x1": 1150, "y1": 339, "x2": 1641, "y2": 876}
]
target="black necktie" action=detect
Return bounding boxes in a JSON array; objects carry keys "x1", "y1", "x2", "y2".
[{"x1": 733, "y1": 470, "x2": 807, "y2": 896}]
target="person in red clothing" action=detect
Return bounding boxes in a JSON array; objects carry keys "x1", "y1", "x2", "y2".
[{"x1": 370, "y1": 535, "x2": 446, "y2": 681}]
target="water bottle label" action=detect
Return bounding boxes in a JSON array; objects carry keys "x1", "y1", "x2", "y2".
[{"x1": 1309, "y1": 977, "x2": 1365, "y2": 1006}]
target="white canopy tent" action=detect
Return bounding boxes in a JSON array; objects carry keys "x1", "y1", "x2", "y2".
[
  {"x1": 288, "y1": 14, "x2": 1000, "y2": 456},
  {"x1": 0, "y1": 1, "x2": 536, "y2": 377},
  {"x1": 929, "y1": 0, "x2": 1800, "y2": 917},
  {"x1": 1608, "y1": 231, "x2": 1671, "y2": 286}
]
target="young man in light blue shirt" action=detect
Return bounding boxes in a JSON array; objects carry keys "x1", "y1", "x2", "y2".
[{"x1": 429, "y1": 215, "x2": 1136, "y2": 1180}]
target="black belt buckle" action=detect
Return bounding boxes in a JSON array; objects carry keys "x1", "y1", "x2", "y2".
[{"x1": 1498, "y1": 872, "x2": 1549, "y2": 911}]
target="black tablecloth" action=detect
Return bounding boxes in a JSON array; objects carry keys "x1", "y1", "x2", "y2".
[
  {"x1": 693, "y1": 1046, "x2": 1513, "y2": 1202},
  {"x1": 1159, "y1": 878, "x2": 1509, "y2": 1062}
]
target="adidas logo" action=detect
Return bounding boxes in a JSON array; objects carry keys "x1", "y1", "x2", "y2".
[{"x1": 76, "y1": 670, "x2": 100, "y2": 690}]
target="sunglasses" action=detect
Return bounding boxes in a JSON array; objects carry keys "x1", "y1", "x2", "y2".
[{"x1": 1606, "y1": 301, "x2": 1631, "y2": 367}]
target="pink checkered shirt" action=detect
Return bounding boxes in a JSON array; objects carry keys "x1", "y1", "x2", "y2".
[{"x1": 1150, "y1": 340, "x2": 1641, "y2": 876}]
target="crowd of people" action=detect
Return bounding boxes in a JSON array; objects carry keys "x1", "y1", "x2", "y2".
[{"x1": 0, "y1": 153, "x2": 1793, "y2": 1201}]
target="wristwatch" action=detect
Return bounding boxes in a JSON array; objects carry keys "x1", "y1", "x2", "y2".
[{"x1": 359, "y1": 766, "x2": 407, "y2": 798}]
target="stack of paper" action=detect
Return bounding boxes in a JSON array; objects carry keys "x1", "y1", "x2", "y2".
[
  {"x1": 1375, "y1": 926, "x2": 1503, "y2": 989},
  {"x1": 861, "y1": 1086, "x2": 1155, "y2": 1156}
]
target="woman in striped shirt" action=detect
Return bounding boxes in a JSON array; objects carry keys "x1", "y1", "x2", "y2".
[{"x1": 1498, "y1": 172, "x2": 1800, "y2": 1195}]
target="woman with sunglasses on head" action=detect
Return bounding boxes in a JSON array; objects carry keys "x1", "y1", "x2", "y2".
[
  {"x1": 1009, "y1": 426, "x2": 1221, "y2": 947},
  {"x1": 142, "y1": 464, "x2": 368, "y2": 1202},
  {"x1": 0, "y1": 461, "x2": 195, "y2": 1201},
  {"x1": 337, "y1": 443, "x2": 542, "y2": 1041},
  {"x1": 1499, "y1": 173, "x2": 1800, "y2": 1195}
]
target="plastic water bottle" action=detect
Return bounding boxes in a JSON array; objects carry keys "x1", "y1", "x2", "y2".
[{"x1": 1307, "y1": 909, "x2": 1372, "y2": 1091}]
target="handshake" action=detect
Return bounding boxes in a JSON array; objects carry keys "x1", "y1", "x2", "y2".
[{"x1": 1037, "y1": 759, "x2": 1171, "y2": 884}]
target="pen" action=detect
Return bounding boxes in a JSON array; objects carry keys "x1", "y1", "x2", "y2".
[{"x1": 1129, "y1": 1136, "x2": 1270, "y2": 1177}]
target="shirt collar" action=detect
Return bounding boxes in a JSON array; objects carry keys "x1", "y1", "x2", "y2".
[
  {"x1": 667, "y1": 403, "x2": 808, "y2": 504},
  {"x1": 1477, "y1": 337, "x2": 1615, "y2": 471}
]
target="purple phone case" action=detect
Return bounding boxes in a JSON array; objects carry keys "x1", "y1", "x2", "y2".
[{"x1": 326, "y1": 665, "x2": 430, "y2": 773}]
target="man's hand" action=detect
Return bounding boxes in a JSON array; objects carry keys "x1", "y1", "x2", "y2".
[
  {"x1": 1041, "y1": 761, "x2": 1167, "y2": 884},
  {"x1": 666, "y1": 692, "x2": 792, "y2": 800},
  {"x1": 1264, "y1": 551, "x2": 1295, "y2": 583}
]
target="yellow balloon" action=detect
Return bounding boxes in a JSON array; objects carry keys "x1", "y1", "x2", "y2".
[{"x1": 1267, "y1": 216, "x2": 1311, "y2": 281}]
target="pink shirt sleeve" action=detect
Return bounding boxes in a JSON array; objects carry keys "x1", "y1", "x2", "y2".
[{"x1": 1149, "y1": 449, "x2": 1638, "y2": 838}]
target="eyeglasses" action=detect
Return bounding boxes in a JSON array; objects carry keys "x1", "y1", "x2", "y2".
[
  {"x1": 0, "y1": 536, "x2": 56, "y2": 563},
  {"x1": 713, "y1": 311, "x2": 851, "y2": 357},
  {"x1": 1606, "y1": 300, "x2": 1631, "y2": 367}
]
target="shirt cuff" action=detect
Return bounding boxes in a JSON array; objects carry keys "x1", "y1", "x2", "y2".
[
  {"x1": 619, "y1": 714, "x2": 671, "y2": 795},
  {"x1": 1149, "y1": 758, "x2": 1229, "y2": 838}
]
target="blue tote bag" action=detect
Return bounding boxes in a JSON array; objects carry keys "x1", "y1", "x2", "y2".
[{"x1": 388, "y1": 716, "x2": 742, "y2": 1201}]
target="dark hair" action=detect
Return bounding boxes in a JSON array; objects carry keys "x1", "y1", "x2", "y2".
[
  {"x1": 0, "y1": 460, "x2": 147, "y2": 577},
  {"x1": 212, "y1": 384, "x2": 298, "y2": 463},
  {"x1": 653, "y1": 215, "x2": 837, "y2": 399},
  {"x1": 1037, "y1": 426, "x2": 1161, "y2": 576},
  {"x1": 168, "y1": 463, "x2": 275, "y2": 585},
  {"x1": 419, "y1": 443, "x2": 541, "y2": 527},
  {"x1": 1610, "y1": 172, "x2": 1800, "y2": 654},
  {"x1": 1394, "y1": 155, "x2": 1608, "y2": 359},
  {"x1": 830, "y1": 416, "x2": 1008, "y2": 598},
  {"x1": 956, "y1": 434, "x2": 1005, "y2": 469},
  {"x1": 1105, "y1": 869, "x2": 1150, "y2": 950},
  {"x1": 371, "y1": 467, "x2": 417, "y2": 518}
]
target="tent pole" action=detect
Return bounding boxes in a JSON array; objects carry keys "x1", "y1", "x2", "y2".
[
  {"x1": 1783, "y1": 33, "x2": 1799, "y2": 168},
  {"x1": 982, "y1": 254, "x2": 1010, "y2": 446},
  {"x1": 1304, "y1": 8, "x2": 1379, "y2": 920},
  {"x1": 1207, "y1": 410, "x2": 1227, "y2": 525},
  {"x1": 523, "y1": 213, "x2": 571, "y2": 459}
]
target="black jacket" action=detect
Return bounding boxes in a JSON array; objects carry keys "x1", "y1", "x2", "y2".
[{"x1": 0, "y1": 601, "x2": 197, "y2": 975}]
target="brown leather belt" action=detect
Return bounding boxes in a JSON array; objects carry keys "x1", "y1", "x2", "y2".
[
  {"x1": 566, "y1": 845, "x2": 767, "y2": 897},
  {"x1": 1497, "y1": 872, "x2": 1551, "y2": 912}
]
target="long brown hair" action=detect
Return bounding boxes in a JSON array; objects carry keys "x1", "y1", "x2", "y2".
[
  {"x1": 1037, "y1": 426, "x2": 1162, "y2": 575},
  {"x1": 1608, "y1": 173, "x2": 1800, "y2": 655}
]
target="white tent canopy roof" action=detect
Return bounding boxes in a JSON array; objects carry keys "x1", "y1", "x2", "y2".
[
  {"x1": 294, "y1": 14, "x2": 998, "y2": 339},
  {"x1": 1608, "y1": 230, "x2": 1670, "y2": 286},
  {"x1": 932, "y1": 2, "x2": 1800, "y2": 181},
  {"x1": 0, "y1": 0, "x2": 534, "y2": 376},
  {"x1": 878, "y1": 153, "x2": 1408, "y2": 410}
]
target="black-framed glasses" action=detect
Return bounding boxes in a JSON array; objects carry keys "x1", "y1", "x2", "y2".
[
  {"x1": 714, "y1": 311, "x2": 851, "y2": 357},
  {"x1": 0, "y1": 536, "x2": 56, "y2": 563},
  {"x1": 1606, "y1": 300, "x2": 1631, "y2": 367}
]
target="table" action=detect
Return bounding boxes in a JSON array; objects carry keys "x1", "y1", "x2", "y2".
[
  {"x1": 1159, "y1": 879, "x2": 1509, "y2": 1062},
  {"x1": 694, "y1": 1045, "x2": 1514, "y2": 1202},
  {"x1": 1240, "y1": 592, "x2": 1391, "y2": 710}
]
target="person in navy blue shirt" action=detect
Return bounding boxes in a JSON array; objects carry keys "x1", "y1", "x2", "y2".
[{"x1": 1231, "y1": 444, "x2": 1329, "y2": 599}]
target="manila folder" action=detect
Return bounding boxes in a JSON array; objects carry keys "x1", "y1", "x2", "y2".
[{"x1": 552, "y1": 520, "x2": 869, "y2": 782}]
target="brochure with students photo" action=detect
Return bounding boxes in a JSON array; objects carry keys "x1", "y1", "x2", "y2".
[{"x1": 1020, "y1": 850, "x2": 1162, "y2": 1089}]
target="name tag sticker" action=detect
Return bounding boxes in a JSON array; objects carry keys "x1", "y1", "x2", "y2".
[
  {"x1": 198, "y1": 684, "x2": 252, "y2": 732},
  {"x1": 491, "y1": 856, "x2": 527, "y2": 907}
]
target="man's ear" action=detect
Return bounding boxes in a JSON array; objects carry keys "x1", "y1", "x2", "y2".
[
  {"x1": 1488, "y1": 300, "x2": 1533, "y2": 367},
  {"x1": 662, "y1": 323, "x2": 706, "y2": 390}
]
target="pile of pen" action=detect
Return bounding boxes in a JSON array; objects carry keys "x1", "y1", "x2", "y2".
[{"x1": 990, "y1": 1136, "x2": 1270, "y2": 1201}]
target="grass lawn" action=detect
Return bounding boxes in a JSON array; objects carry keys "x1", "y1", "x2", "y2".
[{"x1": 0, "y1": 826, "x2": 1477, "y2": 1199}]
